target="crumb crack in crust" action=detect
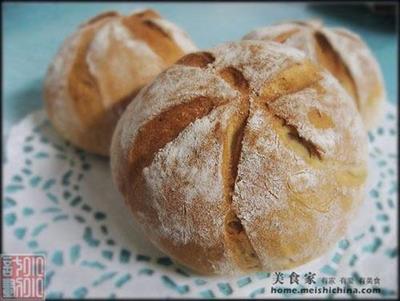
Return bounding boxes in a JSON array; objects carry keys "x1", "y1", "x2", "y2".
[
  {"x1": 110, "y1": 40, "x2": 368, "y2": 275},
  {"x1": 218, "y1": 66, "x2": 262, "y2": 271},
  {"x1": 313, "y1": 31, "x2": 359, "y2": 109}
]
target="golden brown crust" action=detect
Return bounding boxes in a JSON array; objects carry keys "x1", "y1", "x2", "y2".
[
  {"x1": 121, "y1": 12, "x2": 185, "y2": 65},
  {"x1": 133, "y1": 8, "x2": 161, "y2": 19},
  {"x1": 273, "y1": 28, "x2": 299, "y2": 43},
  {"x1": 44, "y1": 9, "x2": 197, "y2": 156},
  {"x1": 126, "y1": 95, "x2": 224, "y2": 195},
  {"x1": 67, "y1": 23, "x2": 108, "y2": 152},
  {"x1": 84, "y1": 11, "x2": 119, "y2": 26},
  {"x1": 243, "y1": 20, "x2": 386, "y2": 129},
  {"x1": 45, "y1": 15, "x2": 115, "y2": 155},
  {"x1": 176, "y1": 51, "x2": 216, "y2": 68},
  {"x1": 260, "y1": 61, "x2": 322, "y2": 103},
  {"x1": 111, "y1": 40, "x2": 368, "y2": 275}
]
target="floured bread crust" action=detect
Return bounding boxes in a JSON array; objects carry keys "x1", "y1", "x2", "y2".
[
  {"x1": 243, "y1": 20, "x2": 386, "y2": 129},
  {"x1": 111, "y1": 40, "x2": 368, "y2": 275},
  {"x1": 44, "y1": 9, "x2": 197, "y2": 156}
]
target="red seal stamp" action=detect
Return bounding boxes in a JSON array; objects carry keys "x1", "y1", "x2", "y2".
[{"x1": 0, "y1": 254, "x2": 45, "y2": 300}]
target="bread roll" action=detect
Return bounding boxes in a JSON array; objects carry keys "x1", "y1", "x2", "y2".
[
  {"x1": 243, "y1": 20, "x2": 386, "y2": 129},
  {"x1": 44, "y1": 9, "x2": 197, "y2": 156},
  {"x1": 111, "y1": 40, "x2": 368, "y2": 275}
]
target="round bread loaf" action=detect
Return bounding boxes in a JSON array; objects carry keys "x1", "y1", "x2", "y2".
[
  {"x1": 243, "y1": 20, "x2": 386, "y2": 129},
  {"x1": 44, "y1": 9, "x2": 197, "y2": 156},
  {"x1": 111, "y1": 40, "x2": 368, "y2": 275}
]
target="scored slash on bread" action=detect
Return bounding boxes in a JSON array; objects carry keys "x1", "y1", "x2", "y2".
[{"x1": 111, "y1": 40, "x2": 368, "y2": 275}]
